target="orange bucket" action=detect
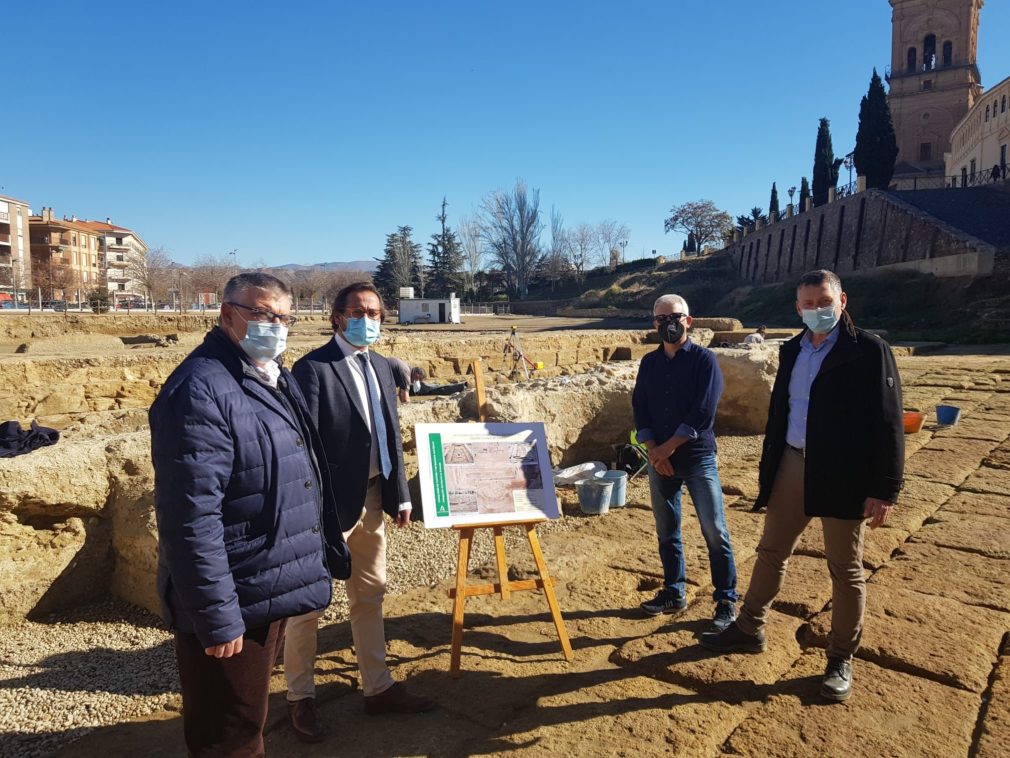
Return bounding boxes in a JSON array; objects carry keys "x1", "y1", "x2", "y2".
[{"x1": 903, "y1": 410, "x2": 926, "y2": 434}]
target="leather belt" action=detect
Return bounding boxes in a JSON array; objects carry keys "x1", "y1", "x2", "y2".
[{"x1": 786, "y1": 443, "x2": 805, "y2": 457}]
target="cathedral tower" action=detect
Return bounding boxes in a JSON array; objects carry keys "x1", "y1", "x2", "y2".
[{"x1": 887, "y1": 0, "x2": 983, "y2": 183}]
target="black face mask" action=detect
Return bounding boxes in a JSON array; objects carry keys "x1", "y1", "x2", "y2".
[{"x1": 656, "y1": 315, "x2": 685, "y2": 344}]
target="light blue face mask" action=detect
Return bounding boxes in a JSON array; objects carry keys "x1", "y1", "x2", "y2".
[
  {"x1": 240, "y1": 320, "x2": 288, "y2": 362},
  {"x1": 344, "y1": 316, "x2": 380, "y2": 347},
  {"x1": 801, "y1": 306, "x2": 840, "y2": 334}
]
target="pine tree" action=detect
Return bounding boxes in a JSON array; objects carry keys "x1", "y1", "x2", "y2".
[
  {"x1": 799, "y1": 177, "x2": 811, "y2": 212},
  {"x1": 769, "y1": 182, "x2": 780, "y2": 218},
  {"x1": 853, "y1": 69, "x2": 899, "y2": 190},
  {"x1": 427, "y1": 197, "x2": 465, "y2": 297},
  {"x1": 373, "y1": 226, "x2": 422, "y2": 300},
  {"x1": 812, "y1": 118, "x2": 844, "y2": 207}
]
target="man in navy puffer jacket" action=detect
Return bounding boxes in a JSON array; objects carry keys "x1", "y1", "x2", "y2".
[{"x1": 151, "y1": 272, "x2": 350, "y2": 756}]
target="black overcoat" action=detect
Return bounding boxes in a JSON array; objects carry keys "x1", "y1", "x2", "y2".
[{"x1": 754, "y1": 324, "x2": 905, "y2": 519}]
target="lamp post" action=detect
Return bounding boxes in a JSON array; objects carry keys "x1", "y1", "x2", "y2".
[
  {"x1": 844, "y1": 152, "x2": 855, "y2": 188},
  {"x1": 619, "y1": 239, "x2": 627, "y2": 264},
  {"x1": 788, "y1": 186, "x2": 796, "y2": 205}
]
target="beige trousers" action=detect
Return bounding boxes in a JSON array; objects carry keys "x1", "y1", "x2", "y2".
[
  {"x1": 736, "y1": 447, "x2": 867, "y2": 659},
  {"x1": 284, "y1": 478, "x2": 395, "y2": 700}
]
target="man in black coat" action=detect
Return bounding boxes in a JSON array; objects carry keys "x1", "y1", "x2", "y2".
[
  {"x1": 702, "y1": 269, "x2": 904, "y2": 703},
  {"x1": 283, "y1": 282, "x2": 434, "y2": 742}
]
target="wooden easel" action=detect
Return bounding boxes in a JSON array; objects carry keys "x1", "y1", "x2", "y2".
[{"x1": 449, "y1": 518, "x2": 574, "y2": 677}]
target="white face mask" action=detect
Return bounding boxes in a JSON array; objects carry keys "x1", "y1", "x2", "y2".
[
  {"x1": 240, "y1": 320, "x2": 288, "y2": 362},
  {"x1": 412, "y1": 380, "x2": 421, "y2": 393}
]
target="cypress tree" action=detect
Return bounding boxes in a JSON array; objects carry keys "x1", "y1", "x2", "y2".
[
  {"x1": 853, "y1": 69, "x2": 899, "y2": 190},
  {"x1": 812, "y1": 118, "x2": 844, "y2": 207},
  {"x1": 799, "y1": 177, "x2": 811, "y2": 212},
  {"x1": 769, "y1": 182, "x2": 780, "y2": 218},
  {"x1": 686, "y1": 231, "x2": 697, "y2": 254}
]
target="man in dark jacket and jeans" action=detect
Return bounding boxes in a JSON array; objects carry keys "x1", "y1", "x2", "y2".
[
  {"x1": 151, "y1": 272, "x2": 350, "y2": 756},
  {"x1": 633, "y1": 294, "x2": 739, "y2": 631},
  {"x1": 702, "y1": 269, "x2": 904, "y2": 703}
]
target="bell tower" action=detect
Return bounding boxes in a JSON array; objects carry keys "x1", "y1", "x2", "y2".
[{"x1": 886, "y1": 0, "x2": 984, "y2": 184}]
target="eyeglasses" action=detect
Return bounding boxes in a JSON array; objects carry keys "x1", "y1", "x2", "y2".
[
  {"x1": 344, "y1": 308, "x2": 382, "y2": 320},
  {"x1": 653, "y1": 313, "x2": 686, "y2": 322},
  {"x1": 226, "y1": 302, "x2": 299, "y2": 327}
]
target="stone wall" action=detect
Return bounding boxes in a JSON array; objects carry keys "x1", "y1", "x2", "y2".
[{"x1": 726, "y1": 189, "x2": 1000, "y2": 285}]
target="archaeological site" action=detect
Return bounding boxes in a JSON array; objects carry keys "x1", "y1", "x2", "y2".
[{"x1": 0, "y1": 307, "x2": 1008, "y2": 757}]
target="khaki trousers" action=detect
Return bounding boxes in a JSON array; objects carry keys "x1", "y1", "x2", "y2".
[
  {"x1": 737, "y1": 447, "x2": 866, "y2": 659},
  {"x1": 284, "y1": 478, "x2": 395, "y2": 699}
]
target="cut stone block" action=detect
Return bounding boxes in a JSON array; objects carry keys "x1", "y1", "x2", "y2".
[
  {"x1": 871, "y1": 542, "x2": 1010, "y2": 613},
  {"x1": 940, "y1": 490, "x2": 1010, "y2": 519},
  {"x1": 932, "y1": 417, "x2": 1009, "y2": 442},
  {"x1": 723, "y1": 652, "x2": 979, "y2": 758},
  {"x1": 976, "y1": 654, "x2": 1010, "y2": 758},
  {"x1": 795, "y1": 523, "x2": 909, "y2": 570},
  {"x1": 983, "y1": 440, "x2": 1010, "y2": 470},
  {"x1": 903, "y1": 449, "x2": 981, "y2": 486},
  {"x1": 612, "y1": 604, "x2": 805, "y2": 701},
  {"x1": 960, "y1": 464, "x2": 1010, "y2": 497},
  {"x1": 910, "y1": 511, "x2": 1010, "y2": 559},
  {"x1": 492, "y1": 674, "x2": 748, "y2": 756},
  {"x1": 804, "y1": 585, "x2": 1007, "y2": 692}
]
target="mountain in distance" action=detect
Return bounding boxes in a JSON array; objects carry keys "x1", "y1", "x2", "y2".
[{"x1": 273, "y1": 260, "x2": 377, "y2": 273}]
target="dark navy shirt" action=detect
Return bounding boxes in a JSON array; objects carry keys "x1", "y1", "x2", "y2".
[{"x1": 632, "y1": 339, "x2": 724, "y2": 466}]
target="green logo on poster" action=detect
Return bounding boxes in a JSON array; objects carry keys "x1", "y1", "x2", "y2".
[{"x1": 430, "y1": 433, "x2": 449, "y2": 517}]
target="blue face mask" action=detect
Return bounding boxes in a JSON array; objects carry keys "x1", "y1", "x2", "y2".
[
  {"x1": 344, "y1": 316, "x2": 380, "y2": 347},
  {"x1": 801, "y1": 306, "x2": 840, "y2": 334},
  {"x1": 412, "y1": 380, "x2": 421, "y2": 394},
  {"x1": 240, "y1": 320, "x2": 288, "y2": 363}
]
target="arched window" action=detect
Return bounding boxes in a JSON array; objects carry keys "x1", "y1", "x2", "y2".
[
  {"x1": 987, "y1": 105, "x2": 991, "y2": 121},
  {"x1": 923, "y1": 34, "x2": 937, "y2": 70},
  {"x1": 942, "y1": 41, "x2": 953, "y2": 66},
  {"x1": 907, "y1": 47, "x2": 917, "y2": 74}
]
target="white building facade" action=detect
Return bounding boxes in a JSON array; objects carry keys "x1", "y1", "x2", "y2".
[
  {"x1": 0, "y1": 194, "x2": 32, "y2": 304},
  {"x1": 946, "y1": 73, "x2": 1010, "y2": 185}
]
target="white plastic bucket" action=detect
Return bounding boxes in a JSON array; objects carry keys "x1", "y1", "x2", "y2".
[
  {"x1": 594, "y1": 469, "x2": 628, "y2": 507},
  {"x1": 575, "y1": 478, "x2": 613, "y2": 515}
]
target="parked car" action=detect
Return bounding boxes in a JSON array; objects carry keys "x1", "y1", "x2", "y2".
[{"x1": 42, "y1": 300, "x2": 68, "y2": 311}]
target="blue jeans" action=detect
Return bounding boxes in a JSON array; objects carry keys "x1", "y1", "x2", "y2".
[{"x1": 647, "y1": 454, "x2": 738, "y2": 603}]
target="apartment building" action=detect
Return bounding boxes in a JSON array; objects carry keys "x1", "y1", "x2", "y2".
[
  {"x1": 78, "y1": 219, "x2": 149, "y2": 301},
  {"x1": 0, "y1": 194, "x2": 32, "y2": 305},
  {"x1": 29, "y1": 208, "x2": 103, "y2": 300}
]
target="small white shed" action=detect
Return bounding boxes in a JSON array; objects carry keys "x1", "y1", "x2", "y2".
[{"x1": 398, "y1": 295, "x2": 461, "y2": 324}]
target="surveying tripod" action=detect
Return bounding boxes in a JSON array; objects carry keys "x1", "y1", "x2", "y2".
[{"x1": 503, "y1": 325, "x2": 538, "y2": 381}]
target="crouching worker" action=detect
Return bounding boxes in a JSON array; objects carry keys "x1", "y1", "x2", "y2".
[
  {"x1": 150, "y1": 272, "x2": 350, "y2": 756},
  {"x1": 702, "y1": 269, "x2": 904, "y2": 703},
  {"x1": 632, "y1": 294, "x2": 739, "y2": 631}
]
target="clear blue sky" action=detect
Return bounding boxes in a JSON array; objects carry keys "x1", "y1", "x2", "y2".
[{"x1": 5, "y1": 1, "x2": 1010, "y2": 267}]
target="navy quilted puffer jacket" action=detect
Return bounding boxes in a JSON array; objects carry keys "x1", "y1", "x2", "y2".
[{"x1": 150, "y1": 328, "x2": 348, "y2": 648}]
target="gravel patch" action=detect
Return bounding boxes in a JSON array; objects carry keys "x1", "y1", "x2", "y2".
[{"x1": 1, "y1": 506, "x2": 586, "y2": 757}]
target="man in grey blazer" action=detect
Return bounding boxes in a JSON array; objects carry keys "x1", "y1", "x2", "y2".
[{"x1": 284, "y1": 282, "x2": 434, "y2": 742}]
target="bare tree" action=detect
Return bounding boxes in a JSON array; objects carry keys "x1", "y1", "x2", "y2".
[
  {"x1": 596, "y1": 219, "x2": 631, "y2": 269},
  {"x1": 567, "y1": 223, "x2": 595, "y2": 279},
  {"x1": 664, "y1": 200, "x2": 734, "y2": 254},
  {"x1": 541, "y1": 207, "x2": 570, "y2": 291},
  {"x1": 190, "y1": 254, "x2": 236, "y2": 301},
  {"x1": 479, "y1": 179, "x2": 543, "y2": 300},
  {"x1": 457, "y1": 213, "x2": 484, "y2": 300},
  {"x1": 126, "y1": 245, "x2": 175, "y2": 307}
]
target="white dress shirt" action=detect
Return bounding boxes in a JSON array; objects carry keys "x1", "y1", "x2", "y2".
[{"x1": 332, "y1": 334, "x2": 410, "y2": 512}]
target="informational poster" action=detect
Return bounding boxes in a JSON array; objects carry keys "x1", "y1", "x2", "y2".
[{"x1": 416, "y1": 422, "x2": 559, "y2": 528}]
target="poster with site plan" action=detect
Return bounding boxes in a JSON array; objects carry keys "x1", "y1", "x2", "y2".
[{"x1": 416, "y1": 423, "x2": 559, "y2": 528}]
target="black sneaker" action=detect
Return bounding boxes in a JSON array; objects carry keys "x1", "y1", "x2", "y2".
[
  {"x1": 640, "y1": 589, "x2": 688, "y2": 616},
  {"x1": 699, "y1": 620, "x2": 766, "y2": 653},
  {"x1": 821, "y1": 656, "x2": 853, "y2": 702},
  {"x1": 710, "y1": 601, "x2": 737, "y2": 633}
]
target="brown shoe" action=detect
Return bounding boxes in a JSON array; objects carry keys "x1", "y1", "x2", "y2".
[
  {"x1": 364, "y1": 682, "x2": 435, "y2": 715},
  {"x1": 288, "y1": 698, "x2": 324, "y2": 743}
]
